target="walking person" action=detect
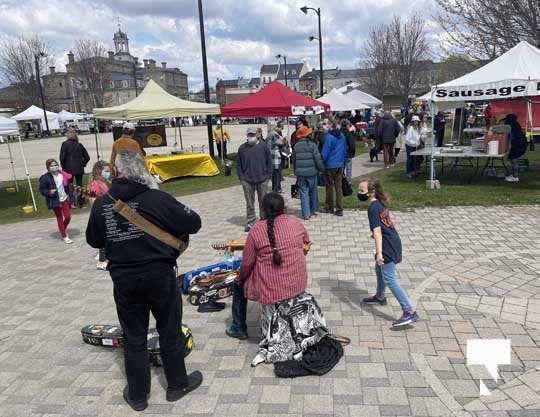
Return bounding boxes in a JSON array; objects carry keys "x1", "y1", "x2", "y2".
[
  {"x1": 434, "y1": 111, "x2": 446, "y2": 148},
  {"x1": 39, "y1": 158, "x2": 74, "y2": 244},
  {"x1": 110, "y1": 122, "x2": 145, "y2": 166},
  {"x1": 59, "y1": 129, "x2": 90, "y2": 208},
  {"x1": 404, "y1": 115, "x2": 422, "y2": 179},
  {"x1": 377, "y1": 111, "x2": 401, "y2": 168},
  {"x1": 212, "y1": 121, "x2": 230, "y2": 159},
  {"x1": 357, "y1": 180, "x2": 420, "y2": 327},
  {"x1": 340, "y1": 119, "x2": 356, "y2": 185},
  {"x1": 266, "y1": 123, "x2": 285, "y2": 193},
  {"x1": 88, "y1": 160, "x2": 114, "y2": 270},
  {"x1": 237, "y1": 127, "x2": 272, "y2": 232},
  {"x1": 293, "y1": 126, "x2": 325, "y2": 220},
  {"x1": 321, "y1": 120, "x2": 346, "y2": 216},
  {"x1": 86, "y1": 150, "x2": 203, "y2": 411},
  {"x1": 504, "y1": 113, "x2": 528, "y2": 183}
]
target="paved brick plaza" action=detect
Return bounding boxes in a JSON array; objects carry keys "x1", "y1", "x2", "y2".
[{"x1": 0, "y1": 179, "x2": 539, "y2": 417}]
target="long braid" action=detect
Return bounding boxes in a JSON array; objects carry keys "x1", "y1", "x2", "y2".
[{"x1": 267, "y1": 214, "x2": 282, "y2": 266}]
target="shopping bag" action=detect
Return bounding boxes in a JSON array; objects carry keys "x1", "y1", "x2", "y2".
[
  {"x1": 291, "y1": 182, "x2": 299, "y2": 199},
  {"x1": 342, "y1": 176, "x2": 352, "y2": 196}
]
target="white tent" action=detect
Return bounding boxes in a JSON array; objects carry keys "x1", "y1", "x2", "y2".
[
  {"x1": 423, "y1": 41, "x2": 540, "y2": 103},
  {"x1": 57, "y1": 110, "x2": 85, "y2": 123},
  {"x1": 318, "y1": 89, "x2": 370, "y2": 111},
  {"x1": 0, "y1": 116, "x2": 37, "y2": 209},
  {"x1": 93, "y1": 80, "x2": 221, "y2": 120},
  {"x1": 12, "y1": 105, "x2": 60, "y2": 131},
  {"x1": 345, "y1": 89, "x2": 383, "y2": 107}
]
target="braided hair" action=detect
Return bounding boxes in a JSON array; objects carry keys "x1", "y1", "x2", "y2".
[{"x1": 262, "y1": 192, "x2": 286, "y2": 266}]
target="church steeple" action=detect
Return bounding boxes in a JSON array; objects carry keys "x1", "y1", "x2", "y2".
[{"x1": 113, "y1": 21, "x2": 129, "y2": 55}]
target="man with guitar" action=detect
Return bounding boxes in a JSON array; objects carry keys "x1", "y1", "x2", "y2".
[{"x1": 86, "y1": 149, "x2": 203, "y2": 411}]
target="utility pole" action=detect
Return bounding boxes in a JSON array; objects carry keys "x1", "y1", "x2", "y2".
[
  {"x1": 317, "y1": 8, "x2": 323, "y2": 97},
  {"x1": 198, "y1": 0, "x2": 214, "y2": 157},
  {"x1": 34, "y1": 53, "x2": 50, "y2": 135}
]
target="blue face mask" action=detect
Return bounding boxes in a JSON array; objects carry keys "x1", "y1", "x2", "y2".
[{"x1": 101, "y1": 170, "x2": 111, "y2": 181}]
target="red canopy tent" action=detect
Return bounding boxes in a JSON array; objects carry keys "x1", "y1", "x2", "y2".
[
  {"x1": 491, "y1": 98, "x2": 540, "y2": 130},
  {"x1": 221, "y1": 80, "x2": 330, "y2": 117}
]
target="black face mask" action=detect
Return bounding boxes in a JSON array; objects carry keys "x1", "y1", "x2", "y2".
[{"x1": 357, "y1": 192, "x2": 369, "y2": 202}]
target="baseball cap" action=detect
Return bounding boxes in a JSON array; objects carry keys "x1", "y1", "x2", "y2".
[
  {"x1": 246, "y1": 127, "x2": 257, "y2": 135},
  {"x1": 411, "y1": 115, "x2": 421, "y2": 122},
  {"x1": 296, "y1": 126, "x2": 313, "y2": 138},
  {"x1": 123, "y1": 122, "x2": 135, "y2": 130}
]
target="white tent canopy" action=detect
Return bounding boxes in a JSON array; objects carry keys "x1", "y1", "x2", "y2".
[
  {"x1": 57, "y1": 110, "x2": 85, "y2": 123},
  {"x1": 12, "y1": 105, "x2": 60, "y2": 131},
  {"x1": 424, "y1": 41, "x2": 540, "y2": 103},
  {"x1": 345, "y1": 89, "x2": 382, "y2": 107},
  {"x1": 93, "y1": 80, "x2": 221, "y2": 120},
  {"x1": 318, "y1": 89, "x2": 370, "y2": 111},
  {"x1": 0, "y1": 115, "x2": 18, "y2": 136}
]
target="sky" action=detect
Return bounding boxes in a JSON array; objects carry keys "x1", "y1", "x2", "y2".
[{"x1": 0, "y1": 0, "x2": 440, "y2": 91}]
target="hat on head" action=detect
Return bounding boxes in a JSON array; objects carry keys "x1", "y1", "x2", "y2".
[
  {"x1": 246, "y1": 127, "x2": 257, "y2": 135},
  {"x1": 411, "y1": 115, "x2": 421, "y2": 122},
  {"x1": 296, "y1": 126, "x2": 312, "y2": 138},
  {"x1": 123, "y1": 122, "x2": 135, "y2": 130}
]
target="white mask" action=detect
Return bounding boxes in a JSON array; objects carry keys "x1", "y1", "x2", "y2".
[
  {"x1": 49, "y1": 165, "x2": 60, "y2": 173},
  {"x1": 247, "y1": 136, "x2": 257, "y2": 145}
]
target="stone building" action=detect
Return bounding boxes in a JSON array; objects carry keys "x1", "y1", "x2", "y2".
[
  {"x1": 41, "y1": 29, "x2": 188, "y2": 113},
  {"x1": 300, "y1": 68, "x2": 369, "y2": 97}
]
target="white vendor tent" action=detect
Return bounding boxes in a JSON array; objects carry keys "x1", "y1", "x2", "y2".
[
  {"x1": 0, "y1": 116, "x2": 37, "y2": 210},
  {"x1": 12, "y1": 105, "x2": 60, "y2": 131},
  {"x1": 93, "y1": 79, "x2": 221, "y2": 120},
  {"x1": 345, "y1": 89, "x2": 383, "y2": 108},
  {"x1": 422, "y1": 41, "x2": 540, "y2": 103},
  {"x1": 318, "y1": 89, "x2": 370, "y2": 111},
  {"x1": 57, "y1": 110, "x2": 85, "y2": 123}
]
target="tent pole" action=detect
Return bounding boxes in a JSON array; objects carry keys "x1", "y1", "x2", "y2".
[
  {"x1": 17, "y1": 135, "x2": 37, "y2": 211},
  {"x1": 450, "y1": 109, "x2": 456, "y2": 143},
  {"x1": 173, "y1": 118, "x2": 178, "y2": 152},
  {"x1": 429, "y1": 101, "x2": 436, "y2": 186},
  {"x1": 458, "y1": 108, "x2": 463, "y2": 145},
  {"x1": 6, "y1": 137, "x2": 19, "y2": 192},
  {"x1": 179, "y1": 124, "x2": 184, "y2": 150},
  {"x1": 219, "y1": 116, "x2": 225, "y2": 166},
  {"x1": 94, "y1": 118, "x2": 101, "y2": 160}
]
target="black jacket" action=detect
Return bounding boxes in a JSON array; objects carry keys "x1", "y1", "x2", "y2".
[
  {"x1": 86, "y1": 178, "x2": 201, "y2": 275},
  {"x1": 377, "y1": 115, "x2": 400, "y2": 144},
  {"x1": 237, "y1": 141, "x2": 272, "y2": 183},
  {"x1": 341, "y1": 128, "x2": 356, "y2": 158},
  {"x1": 59, "y1": 138, "x2": 90, "y2": 176}
]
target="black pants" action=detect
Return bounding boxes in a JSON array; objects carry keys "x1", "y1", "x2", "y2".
[
  {"x1": 112, "y1": 263, "x2": 188, "y2": 401},
  {"x1": 69, "y1": 174, "x2": 84, "y2": 206},
  {"x1": 217, "y1": 141, "x2": 227, "y2": 159},
  {"x1": 436, "y1": 131, "x2": 444, "y2": 147},
  {"x1": 272, "y1": 168, "x2": 282, "y2": 192}
]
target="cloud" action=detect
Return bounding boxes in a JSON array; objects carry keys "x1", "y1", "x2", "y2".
[{"x1": 0, "y1": 0, "x2": 440, "y2": 90}]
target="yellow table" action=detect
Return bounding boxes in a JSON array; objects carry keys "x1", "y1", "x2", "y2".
[{"x1": 145, "y1": 153, "x2": 219, "y2": 181}]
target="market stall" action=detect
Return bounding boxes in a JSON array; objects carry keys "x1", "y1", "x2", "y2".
[
  {"x1": 94, "y1": 80, "x2": 221, "y2": 181},
  {"x1": 344, "y1": 89, "x2": 382, "y2": 108},
  {"x1": 12, "y1": 105, "x2": 60, "y2": 134},
  {"x1": 318, "y1": 89, "x2": 369, "y2": 112}
]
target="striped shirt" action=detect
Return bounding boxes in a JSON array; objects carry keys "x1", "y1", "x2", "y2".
[{"x1": 238, "y1": 214, "x2": 310, "y2": 305}]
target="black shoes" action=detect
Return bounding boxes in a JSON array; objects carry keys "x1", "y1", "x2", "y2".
[
  {"x1": 335, "y1": 210, "x2": 343, "y2": 217},
  {"x1": 197, "y1": 300, "x2": 225, "y2": 313},
  {"x1": 123, "y1": 385, "x2": 148, "y2": 412},
  {"x1": 166, "y1": 371, "x2": 204, "y2": 402},
  {"x1": 362, "y1": 295, "x2": 388, "y2": 306}
]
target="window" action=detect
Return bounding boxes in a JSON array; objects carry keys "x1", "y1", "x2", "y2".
[{"x1": 59, "y1": 82, "x2": 63, "y2": 87}]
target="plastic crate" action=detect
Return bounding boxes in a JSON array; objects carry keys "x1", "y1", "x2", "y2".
[{"x1": 179, "y1": 257, "x2": 242, "y2": 294}]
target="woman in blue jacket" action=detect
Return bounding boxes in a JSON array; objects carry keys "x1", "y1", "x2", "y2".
[{"x1": 321, "y1": 120, "x2": 347, "y2": 216}]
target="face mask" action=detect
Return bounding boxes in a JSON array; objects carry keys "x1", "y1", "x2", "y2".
[
  {"x1": 101, "y1": 170, "x2": 111, "y2": 181},
  {"x1": 247, "y1": 136, "x2": 257, "y2": 145},
  {"x1": 357, "y1": 192, "x2": 369, "y2": 202},
  {"x1": 49, "y1": 165, "x2": 59, "y2": 173}
]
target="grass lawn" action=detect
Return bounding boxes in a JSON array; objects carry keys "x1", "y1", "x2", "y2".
[{"x1": 338, "y1": 147, "x2": 540, "y2": 211}]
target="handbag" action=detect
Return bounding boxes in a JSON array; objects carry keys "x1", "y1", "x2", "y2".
[
  {"x1": 291, "y1": 182, "x2": 299, "y2": 199},
  {"x1": 341, "y1": 176, "x2": 352, "y2": 197}
]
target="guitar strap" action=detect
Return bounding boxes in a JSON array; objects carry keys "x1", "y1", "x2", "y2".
[{"x1": 106, "y1": 192, "x2": 189, "y2": 254}]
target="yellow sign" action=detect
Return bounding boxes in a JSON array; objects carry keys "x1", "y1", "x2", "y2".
[{"x1": 146, "y1": 133, "x2": 164, "y2": 146}]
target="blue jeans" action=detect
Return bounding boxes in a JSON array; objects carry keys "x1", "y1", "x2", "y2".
[
  {"x1": 345, "y1": 158, "x2": 353, "y2": 184},
  {"x1": 297, "y1": 175, "x2": 319, "y2": 219},
  {"x1": 231, "y1": 281, "x2": 247, "y2": 332},
  {"x1": 375, "y1": 262, "x2": 413, "y2": 313}
]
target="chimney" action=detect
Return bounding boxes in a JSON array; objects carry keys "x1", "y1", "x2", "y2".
[
  {"x1": 143, "y1": 59, "x2": 149, "y2": 68},
  {"x1": 108, "y1": 51, "x2": 114, "y2": 59},
  {"x1": 149, "y1": 59, "x2": 156, "y2": 69},
  {"x1": 161, "y1": 62, "x2": 167, "y2": 69},
  {"x1": 67, "y1": 51, "x2": 74, "y2": 65},
  {"x1": 49, "y1": 66, "x2": 55, "y2": 74}
]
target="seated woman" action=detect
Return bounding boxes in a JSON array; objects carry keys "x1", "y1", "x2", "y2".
[{"x1": 226, "y1": 192, "x2": 328, "y2": 366}]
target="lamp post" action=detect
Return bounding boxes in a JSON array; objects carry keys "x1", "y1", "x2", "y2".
[
  {"x1": 34, "y1": 52, "x2": 50, "y2": 135},
  {"x1": 197, "y1": 0, "x2": 214, "y2": 158},
  {"x1": 301, "y1": 6, "x2": 323, "y2": 97},
  {"x1": 276, "y1": 54, "x2": 287, "y2": 87}
]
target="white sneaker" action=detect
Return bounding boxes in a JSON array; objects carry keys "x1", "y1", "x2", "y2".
[
  {"x1": 505, "y1": 176, "x2": 519, "y2": 183},
  {"x1": 94, "y1": 253, "x2": 99, "y2": 260},
  {"x1": 63, "y1": 237, "x2": 73, "y2": 244},
  {"x1": 96, "y1": 261, "x2": 108, "y2": 271}
]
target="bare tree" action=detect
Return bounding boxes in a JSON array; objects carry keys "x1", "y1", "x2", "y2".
[
  {"x1": 361, "y1": 24, "x2": 393, "y2": 99},
  {"x1": 0, "y1": 35, "x2": 52, "y2": 108},
  {"x1": 435, "y1": 0, "x2": 540, "y2": 59},
  {"x1": 387, "y1": 15, "x2": 431, "y2": 104},
  {"x1": 72, "y1": 39, "x2": 108, "y2": 108}
]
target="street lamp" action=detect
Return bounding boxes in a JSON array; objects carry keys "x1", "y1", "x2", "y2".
[
  {"x1": 301, "y1": 6, "x2": 324, "y2": 97},
  {"x1": 34, "y1": 52, "x2": 50, "y2": 135},
  {"x1": 275, "y1": 54, "x2": 288, "y2": 87},
  {"x1": 197, "y1": 0, "x2": 214, "y2": 157}
]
